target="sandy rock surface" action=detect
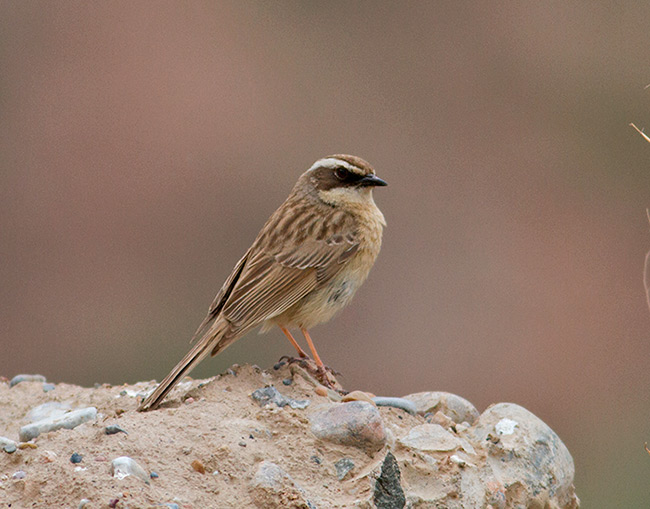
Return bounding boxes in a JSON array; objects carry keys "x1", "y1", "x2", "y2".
[{"x1": 0, "y1": 365, "x2": 579, "y2": 508}]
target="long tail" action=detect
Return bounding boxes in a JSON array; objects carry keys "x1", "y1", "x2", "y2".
[{"x1": 138, "y1": 322, "x2": 230, "y2": 411}]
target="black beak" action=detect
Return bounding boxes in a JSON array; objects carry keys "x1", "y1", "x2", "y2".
[{"x1": 358, "y1": 174, "x2": 388, "y2": 187}]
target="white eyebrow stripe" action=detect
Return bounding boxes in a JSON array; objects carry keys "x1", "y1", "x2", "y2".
[{"x1": 308, "y1": 157, "x2": 359, "y2": 173}]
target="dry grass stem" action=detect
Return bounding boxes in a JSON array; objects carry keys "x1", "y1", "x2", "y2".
[{"x1": 630, "y1": 123, "x2": 650, "y2": 143}]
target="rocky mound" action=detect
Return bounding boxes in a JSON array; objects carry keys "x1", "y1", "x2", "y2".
[{"x1": 0, "y1": 365, "x2": 579, "y2": 508}]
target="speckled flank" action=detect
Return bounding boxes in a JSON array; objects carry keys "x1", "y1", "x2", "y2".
[{"x1": 268, "y1": 195, "x2": 385, "y2": 330}]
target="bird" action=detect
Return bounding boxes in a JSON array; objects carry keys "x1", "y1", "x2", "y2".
[{"x1": 138, "y1": 154, "x2": 387, "y2": 411}]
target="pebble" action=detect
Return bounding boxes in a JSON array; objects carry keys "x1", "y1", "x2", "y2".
[
  {"x1": 0, "y1": 436, "x2": 17, "y2": 454},
  {"x1": 9, "y1": 374, "x2": 46, "y2": 387},
  {"x1": 373, "y1": 452, "x2": 406, "y2": 509},
  {"x1": 104, "y1": 424, "x2": 128, "y2": 435},
  {"x1": 42, "y1": 383, "x2": 56, "y2": 392},
  {"x1": 149, "y1": 471, "x2": 159, "y2": 479},
  {"x1": 494, "y1": 417, "x2": 518, "y2": 436},
  {"x1": 20, "y1": 407, "x2": 98, "y2": 441},
  {"x1": 70, "y1": 452, "x2": 83, "y2": 464},
  {"x1": 27, "y1": 402, "x2": 72, "y2": 423},
  {"x1": 118, "y1": 388, "x2": 143, "y2": 398},
  {"x1": 471, "y1": 403, "x2": 576, "y2": 507},
  {"x1": 402, "y1": 391, "x2": 480, "y2": 424},
  {"x1": 310, "y1": 401, "x2": 386, "y2": 453},
  {"x1": 310, "y1": 455, "x2": 322, "y2": 465},
  {"x1": 191, "y1": 459, "x2": 206, "y2": 474},
  {"x1": 398, "y1": 423, "x2": 462, "y2": 453},
  {"x1": 314, "y1": 386, "x2": 328, "y2": 397},
  {"x1": 12, "y1": 470, "x2": 26, "y2": 480},
  {"x1": 39, "y1": 450, "x2": 58, "y2": 463},
  {"x1": 249, "y1": 461, "x2": 310, "y2": 507},
  {"x1": 251, "y1": 386, "x2": 309, "y2": 409},
  {"x1": 334, "y1": 458, "x2": 355, "y2": 481},
  {"x1": 372, "y1": 396, "x2": 417, "y2": 415},
  {"x1": 449, "y1": 454, "x2": 469, "y2": 467},
  {"x1": 456, "y1": 422, "x2": 469, "y2": 434},
  {"x1": 426, "y1": 410, "x2": 456, "y2": 430},
  {"x1": 111, "y1": 456, "x2": 150, "y2": 484},
  {"x1": 342, "y1": 391, "x2": 376, "y2": 405},
  {"x1": 282, "y1": 378, "x2": 293, "y2": 386}
]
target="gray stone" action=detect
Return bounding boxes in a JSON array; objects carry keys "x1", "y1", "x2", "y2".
[
  {"x1": 19, "y1": 407, "x2": 97, "y2": 441},
  {"x1": 9, "y1": 374, "x2": 46, "y2": 387},
  {"x1": 334, "y1": 458, "x2": 354, "y2": 481},
  {"x1": 402, "y1": 391, "x2": 479, "y2": 425},
  {"x1": 472, "y1": 402, "x2": 578, "y2": 508},
  {"x1": 0, "y1": 436, "x2": 17, "y2": 454},
  {"x1": 372, "y1": 397, "x2": 417, "y2": 415},
  {"x1": 398, "y1": 423, "x2": 462, "y2": 452},
  {"x1": 374, "y1": 452, "x2": 405, "y2": 509},
  {"x1": 111, "y1": 456, "x2": 150, "y2": 484},
  {"x1": 249, "y1": 460, "x2": 310, "y2": 508},
  {"x1": 310, "y1": 401, "x2": 386, "y2": 454},
  {"x1": 104, "y1": 424, "x2": 128, "y2": 435},
  {"x1": 252, "y1": 461, "x2": 293, "y2": 489},
  {"x1": 26, "y1": 402, "x2": 73, "y2": 423},
  {"x1": 251, "y1": 386, "x2": 309, "y2": 409}
]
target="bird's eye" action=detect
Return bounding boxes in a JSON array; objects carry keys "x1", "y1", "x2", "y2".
[{"x1": 334, "y1": 167, "x2": 349, "y2": 180}]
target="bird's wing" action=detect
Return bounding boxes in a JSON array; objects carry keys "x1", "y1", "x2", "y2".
[{"x1": 220, "y1": 230, "x2": 359, "y2": 329}]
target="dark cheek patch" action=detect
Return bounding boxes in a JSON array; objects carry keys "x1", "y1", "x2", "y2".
[
  {"x1": 314, "y1": 166, "x2": 365, "y2": 191},
  {"x1": 313, "y1": 168, "x2": 341, "y2": 191}
]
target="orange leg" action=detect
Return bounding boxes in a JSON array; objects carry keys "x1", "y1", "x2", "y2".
[
  {"x1": 280, "y1": 327, "x2": 309, "y2": 358},
  {"x1": 301, "y1": 328, "x2": 325, "y2": 368}
]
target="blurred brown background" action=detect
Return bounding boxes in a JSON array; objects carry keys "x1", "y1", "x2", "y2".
[{"x1": 1, "y1": 2, "x2": 649, "y2": 506}]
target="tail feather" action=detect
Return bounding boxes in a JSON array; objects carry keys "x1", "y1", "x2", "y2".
[{"x1": 138, "y1": 322, "x2": 228, "y2": 411}]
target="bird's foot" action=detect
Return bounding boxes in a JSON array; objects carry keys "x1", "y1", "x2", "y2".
[
  {"x1": 322, "y1": 365, "x2": 341, "y2": 377},
  {"x1": 313, "y1": 365, "x2": 342, "y2": 391},
  {"x1": 275, "y1": 355, "x2": 311, "y2": 371},
  {"x1": 278, "y1": 355, "x2": 344, "y2": 392}
]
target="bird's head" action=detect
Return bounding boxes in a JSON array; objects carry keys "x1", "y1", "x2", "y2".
[{"x1": 302, "y1": 154, "x2": 387, "y2": 209}]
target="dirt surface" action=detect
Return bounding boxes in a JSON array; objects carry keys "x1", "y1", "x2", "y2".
[
  {"x1": 0, "y1": 364, "x2": 406, "y2": 508},
  {"x1": 0, "y1": 365, "x2": 579, "y2": 508}
]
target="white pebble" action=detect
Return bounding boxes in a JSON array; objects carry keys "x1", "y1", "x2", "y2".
[
  {"x1": 495, "y1": 418, "x2": 518, "y2": 436},
  {"x1": 111, "y1": 456, "x2": 150, "y2": 484},
  {"x1": 20, "y1": 407, "x2": 97, "y2": 441}
]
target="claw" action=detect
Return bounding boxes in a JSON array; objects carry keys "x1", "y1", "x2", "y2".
[
  {"x1": 276, "y1": 355, "x2": 311, "y2": 369},
  {"x1": 313, "y1": 365, "x2": 342, "y2": 390}
]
